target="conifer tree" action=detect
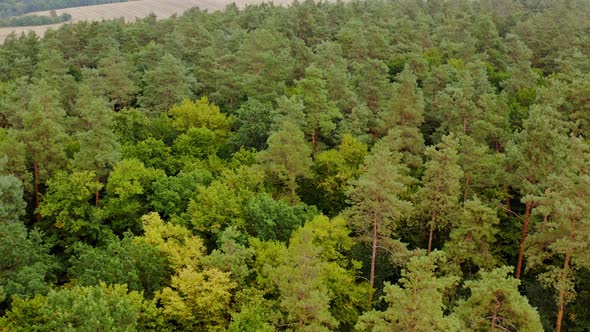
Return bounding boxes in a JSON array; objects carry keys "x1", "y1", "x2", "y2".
[
  {"x1": 356, "y1": 253, "x2": 459, "y2": 332},
  {"x1": 451, "y1": 267, "x2": 543, "y2": 331},
  {"x1": 445, "y1": 198, "x2": 500, "y2": 271},
  {"x1": 526, "y1": 137, "x2": 590, "y2": 332},
  {"x1": 139, "y1": 53, "x2": 193, "y2": 115},
  {"x1": 346, "y1": 141, "x2": 413, "y2": 291},
  {"x1": 72, "y1": 85, "x2": 120, "y2": 206},
  {"x1": 295, "y1": 65, "x2": 342, "y2": 155},
  {"x1": 18, "y1": 79, "x2": 68, "y2": 215},
  {"x1": 378, "y1": 65, "x2": 425, "y2": 168},
  {"x1": 507, "y1": 105, "x2": 570, "y2": 279},
  {"x1": 416, "y1": 134, "x2": 463, "y2": 254},
  {"x1": 259, "y1": 122, "x2": 312, "y2": 204}
]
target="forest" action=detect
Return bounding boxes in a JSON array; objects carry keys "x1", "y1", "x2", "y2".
[
  {"x1": 0, "y1": 0, "x2": 589, "y2": 331},
  {"x1": 0, "y1": 0, "x2": 127, "y2": 19},
  {"x1": 0, "y1": 13, "x2": 72, "y2": 28}
]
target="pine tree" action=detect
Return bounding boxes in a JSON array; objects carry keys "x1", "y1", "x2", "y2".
[
  {"x1": 356, "y1": 252, "x2": 459, "y2": 331},
  {"x1": 97, "y1": 49, "x2": 137, "y2": 110},
  {"x1": 506, "y1": 105, "x2": 570, "y2": 279},
  {"x1": 259, "y1": 122, "x2": 312, "y2": 204},
  {"x1": 378, "y1": 65, "x2": 425, "y2": 168},
  {"x1": 139, "y1": 53, "x2": 193, "y2": 115},
  {"x1": 345, "y1": 141, "x2": 413, "y2": 291},
  {"x1": 416, "y1": 134, "x2": 463, "y2": 254},
  {"x1": 72, "y1": 85, "x2": 120, "y2": 206},
  {"x1": 18, "y1": 79, "x2": 68, "y2": 216},
  {"x1": 526, "y1": 137, "x2": 590, "y2": 332},
  {"x1": 451, "y1": 266, "x2": 543, "y2": 331},
  {"x1": 445, "y1": 198, "x2": 500, "y2": 271},
  {"x1": 295, "y1": 65, "x2": 342, "y2": 155}
]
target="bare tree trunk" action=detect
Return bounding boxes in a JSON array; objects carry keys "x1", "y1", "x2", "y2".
[
  {"x1": 427, "y1": 211, "x2": 436, "y2": 255},
  {"x1": 311, "y1": 131, "x2": 318, "y2": 159},
  {"x1": 515, "y1": 201, "x2": 532, "y2": 279},
  {"x1": 370, "y1": 216, "x2": 378, "y2": 290},
  {"x1": 490, "y1": 295, "x2": 502, "y2": 331},
  {"x1": 556, "y1": 227, "x2": 575, "y2": 332},
  {"x1": 556, "y1": 250, "x2": 571, "y2": 332},
  {"x1": 369, "y1": 210, "x2": 382, "y2": 304},
  {"x1": 33, "y1": 154, "x2": 40, "y2": 222}
]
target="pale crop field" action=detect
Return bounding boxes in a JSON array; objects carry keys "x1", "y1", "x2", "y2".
[{"x1": 0, "y1": 0, "x2": 303, "y2": 43}]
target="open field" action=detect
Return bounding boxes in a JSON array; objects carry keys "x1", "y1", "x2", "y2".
[{"x1": 0, "y1": 0, "x2": 301, "y2": 43}]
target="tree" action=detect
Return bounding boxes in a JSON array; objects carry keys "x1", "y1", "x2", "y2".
[
  {"x1": 346, "y1": 141, "x2": 413, "y2": 291},
  {"x1": 168, "y1": 97, "x2": 230, "y2": 136},
  {"x1": 445, "y1": 198, "x2": 500, "y2": 272},
  {"x1": 377, "y1": 65, "x2": 425, "y2": 167},
  {"x1": 0, "y1": 221, "x2": 56, "y2": 310},
  {"x1": 72, "y1": 85, "x2": 121, "y2": 206},
  {"x1": 526, "y1": 138, "x2": 590, "y2": 332},
  {"x1": 506, "y1": 105, "x2": 570, "y2": 279},
  {"x1": 236, "y1": 28, "x2": 294, "y2": 103},
  {"x1": 68, "y1": 234, "x2": 170, "y2": 297},
  {"x1": 308, "y1": 134, "x2": 368, "y2": 215},
  {"x1": 451, "y1": 266, "x2": 543, "y2": 331},
  {"x1": 416, "y1": 135, "x2": 463, "y2": 254},
  {"x1": 102, "y1": 159, "x2": 165, "y2": 234},
  {"x1": 188, "y1": 166, "x2": 265, "y2": 236},
  {"x1": 37, "y1": 171, "x2": 102, "y2": 243},
  {"x1": 97, "y1": 48, "x2": 137, "y2": 110},
  {"x1": 259, "y1": 122, "x2": 312, "y2": 203},
  {"x1": 230, "y1": 98, "x2": 274, "y2": 151},
  {"x1": 0, "y1": 283, "x2": 163, "y2": 331},
  {"x1": 244, "y1": 193, "x2": 318, "y2": 242},
  {"x1": 0, "y1": 174, "x2": 26, "y2": 224},
  {"x1": 139, "y1": 53, "x2": 194, "y2": 115},
  {"x1": 18, "y1": 79, "x2": 68, "y2": 215},
  {"x1": 295, "y1": 65, "x2": 342, "y2": 155},
  {"x1": 268, "y1": 230, "x2": 338, "y2": 331},
  {"x1": 356, "y1": 252, "x2": 459, "y2": 332},
  {"x1": 257, "y1": 215, "x2": 368, "y2": 331},
  {"x1": 157, "y1": 267, "x2": 236, "y2": 331}
]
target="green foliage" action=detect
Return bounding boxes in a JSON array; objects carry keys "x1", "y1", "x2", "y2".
[
  {"x1": 244, "y1": 194, "x2": 318, "y2": 242},
  {"x1": 0, "y1": 222, "x2": 57, "y2": 311},
  {"x1": 168, "y1": 97, "x2": 230, "y2": 135},
  {"x1": 37, "y1": 171, "x2": 102, "y2": 242},
  {"x1": 451, "y1": 267, "x2": 543, "y2": 331},
  {"x1": 259, "y1": 122, "x2": 312, "y2": 203},
  {"x1": 0, "y1": 0, "x2": 589, "y2": 330},
  {"x1": 68, "y1": 234, "x2": 170, "y2": 297},
  {"x1": 356, "y1": 252, "x2": 459, "y2": 332},
  {"x1": 0, "y1": 175, "x2": 26, "y2": 224},
  {"x1": 0, "y1": 13, "x2": 71, "y2": 28},
  {"x1": 0, "y1": 283, "x2": 163, "y2": 331},
  {"x1": 139, "y1": 53, "x2": 194, "y2": 115},
  {"x1": 103, "y1": 159, "x2": 165, "y2": 234}
]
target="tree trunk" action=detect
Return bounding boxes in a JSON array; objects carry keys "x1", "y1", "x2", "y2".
[
  {"x1": 311, "y1": 130, "x2": 318, "y2": 159},
  {"x1": 370, "y1": 215, "x2": 378, "y2": 290},
  {"x1": 95, "y1": 191, "x2": 100, "y2": 207},
  {"x1": 288, "y1": 174, "x2": 297, "y2": 205},
  {"x1": 33, "y1": 154, "x2": 40, "y2": 222},
  {"x1": 427, "y1": 211, "x2": 436, "y2": 255},
  {"x1": 556, "y1": 227, "x2": 575, "y2": 332},
  {"x1": 515, "y1": 201, "x2": 532, "y2": 279},
  {"x1": 490, "y1": 295, "x2": 501, "y2": 331},
  {"x1": 369, "y1": 210, "x2": 381, "y2": 303},
  {"x1": 556, "y1": 250, "x2": 572, "y2": 332}
]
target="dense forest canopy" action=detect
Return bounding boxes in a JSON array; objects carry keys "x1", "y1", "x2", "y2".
[{"x1": 0, "y1": 0, "x2": 589, "y2": 331}]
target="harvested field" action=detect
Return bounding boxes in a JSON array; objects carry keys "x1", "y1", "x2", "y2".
[{"x1": 0, "y1": 0, "x2": 301, "y2": 43}]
